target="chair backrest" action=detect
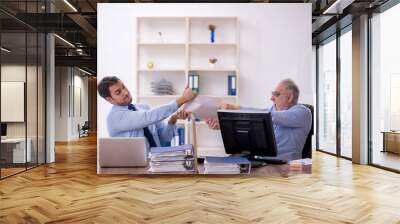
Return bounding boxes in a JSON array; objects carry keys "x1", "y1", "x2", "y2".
[
  {"x1": 82, "y1": 121, "x2": 90, "y2": 130},
  {"x1": 302, "y1": 104, "x2": 314, "y2": 158}
]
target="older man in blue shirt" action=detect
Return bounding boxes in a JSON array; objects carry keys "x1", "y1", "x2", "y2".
[
  {"x1": 206, "y1": 79, "x2": 312, "y2": 160},
  {"x1": 98, "y1": 76, "x2": 197, "y2": 150}
]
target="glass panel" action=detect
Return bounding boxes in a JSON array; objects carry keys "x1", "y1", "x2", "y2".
[
  {"x1": 1, "y1": 31, "x2": 27, "y2": 177},
  {"x1": 371, "y1": 4, "x2": 400, "y2": 171},
  {"x1": 317, "y1": 37, "x2": 337, "y2": 154},
  {"x1": 340, "y1": 29, "x2": 352, "y2": 158},
  {"x1": 27, "y1": 31, "x2": 38, "y2": 169},
  {"x1": 38, "y1": 32, "x2": 46, "y2": 165}
]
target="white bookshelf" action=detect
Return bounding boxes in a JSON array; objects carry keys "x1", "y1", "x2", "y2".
[{"x1": 136, "y1": 16, "x2": 239, "y2": 151}]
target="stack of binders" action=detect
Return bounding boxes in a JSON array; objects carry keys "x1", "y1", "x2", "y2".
[
  {"x1": 148, "y1": 144, "x2": 196, "y2": 173},
  {"x1": 204, "y1": 156, "x2": 251, "y2": 174}
]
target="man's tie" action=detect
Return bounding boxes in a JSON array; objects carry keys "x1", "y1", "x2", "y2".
[{"x1": 128, "y1": 104, "x2": 157, "y2": 147}]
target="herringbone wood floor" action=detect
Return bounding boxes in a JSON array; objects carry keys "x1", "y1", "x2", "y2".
[{"x1": 1, "y1": 135, "x2": 400, "y2": 224}]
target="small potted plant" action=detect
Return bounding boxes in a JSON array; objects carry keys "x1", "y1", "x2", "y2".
[{"x1": 208, "y1": 24, "x2": 216, "y2": 43}]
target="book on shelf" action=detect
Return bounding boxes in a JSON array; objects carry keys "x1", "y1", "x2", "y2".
[
  {"x1": 188, "y1": 72, "x2": 199, "y2": 93},
  {"x1": 228, "y1": 74, "x2": 236, "y2": 96},
  {"x1": 148, "y1": 144, "x2": 196, "y2": 173},
  {"x1": 171, "y1": 127, "x2": 185, "y2": 146},
  {"x1": 204, "y1": 156, "x2": 251, "y2": 174}
]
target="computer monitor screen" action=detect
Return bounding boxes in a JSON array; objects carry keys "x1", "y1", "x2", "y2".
[
  {"x1": 218, "y1": 110, "x2": 277, "y2": 157},
  {"x1": 1, "y1": 123, "x2": 7, "y2": 137}
]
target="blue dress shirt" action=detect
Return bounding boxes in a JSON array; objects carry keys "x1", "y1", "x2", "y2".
[
  {"x1": 242, "y1": 104, "x2": 312, "y2": 160},
  {"x1": 107, "y1": 101, "x2": 178, "y2": 150}
]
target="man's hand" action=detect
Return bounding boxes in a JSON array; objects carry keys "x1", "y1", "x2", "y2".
[
  {"x1": 205, "y1": 118, "x2": 220, "y2": 130},
  {"x1": 168, "y1": 110, "x2": 190, "y2": 124},
  {"x1": 219, "y1": 102, "x2": 240, "y2": 110},
  {"x1": 176, "y1": 88, "x2": 198, "y2": 107}
]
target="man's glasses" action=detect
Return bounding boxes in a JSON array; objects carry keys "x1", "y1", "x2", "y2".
[{"x1": 271, "y1": 91, "x2": 281, "y2": 97}]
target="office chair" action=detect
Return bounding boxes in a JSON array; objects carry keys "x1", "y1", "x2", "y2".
[
  {"x1": 79, "y1": 121, "x2": 90, "y2": 138},
  {"x1": 302, "y1": 104, "x2": 313, "y2": 158}
]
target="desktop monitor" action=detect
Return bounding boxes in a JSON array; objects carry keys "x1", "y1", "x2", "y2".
[
  {"x1": 1, "y1": 123, "x2": 6, "y2": 137},
  {"x1": 218, "y1": 110, "x2": 277, "y2": 157}
]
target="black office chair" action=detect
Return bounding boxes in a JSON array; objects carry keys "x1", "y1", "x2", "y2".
[
  {"x1": 302, "y1": 104, "x2": 314, "y2": 158},
  {"x1": 79, "y1": 121, "x2": 90, "y2": 138}
]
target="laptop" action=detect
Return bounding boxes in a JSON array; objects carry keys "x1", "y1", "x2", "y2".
[{"x1": 99, "y1": 137, "x2": 148, "y2": 168}]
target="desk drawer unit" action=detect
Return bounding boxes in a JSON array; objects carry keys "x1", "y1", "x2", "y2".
[
  {"x1": 383, "y1": 132, "x2": 400, "y2": 154},
  {"x1": 0, "y1": 139, "x2": 32, "y2": 164}
]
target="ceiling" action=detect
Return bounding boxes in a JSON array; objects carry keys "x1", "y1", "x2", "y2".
[{"x1": 0, "y1": 0, "x2": 391, "y2": 75}]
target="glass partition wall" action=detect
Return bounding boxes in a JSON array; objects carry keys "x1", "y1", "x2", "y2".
[
  {"x1": 339, "y1": 28, "x2": 352, "y2": 159},
  {"x1": 317, "y1": 36, "x2": 337, "y2": 155},
  {"x1": 316, "y1": 26, "x2": 353, "y2": 159},
  {"x1": 370, "y1": 3, "x2": 400, "y2": 171},
  {"x1": 0, "y1": 2, "x2": 46, "y2": 179}
]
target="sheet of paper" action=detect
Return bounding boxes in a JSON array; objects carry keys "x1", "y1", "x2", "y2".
[{"x1": 182, "y1": 95, "x2": 222, "y2": 119}]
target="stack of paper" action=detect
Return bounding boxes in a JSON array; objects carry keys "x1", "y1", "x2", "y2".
[
  {"x1": 204, "y1": 156, "x2": 251, "y2": 174},
  {"x1": 148, "y1": 160, "x2": 195, "y2": 173},
  {"x1": 182, "y1": 95, "x2": 221, "y2": 119},
  {"x1": 148, "y1": 144, "x2": 196, "y2": 173}
]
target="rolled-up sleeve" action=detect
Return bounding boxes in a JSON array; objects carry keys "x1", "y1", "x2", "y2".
[
  {"x1": 108, "y1": 101, "x2": 178, "y2": 134},
  {"x1": 271, "y1": 106, "x2": 311, "y2": 128}
]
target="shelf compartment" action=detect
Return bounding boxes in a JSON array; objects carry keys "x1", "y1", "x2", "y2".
[
  {"x1": 189, "y1": 45, "x2": 236, "y2": 70},
  {"x1": 189, "y1": 69, "x2": 237, "y2": 73},
  {"x1": 188, "y1": 71, "x2": 236, "y2": 97},
  {"x1": 138, "y1": 17, "x2": 186, "y2": 44},
  {"x1": 138, "y1": 43, "x2": 186, "y2": 46},
  {"x1": 138, "y1": 71, "x2": 186, "y2": 96},
  {"x1": 189, "y1": 17, "x2": 237, "y2": 44},
  {"x1": 189, "y1": 43, "x2": 236, "y2": 47},
  {"x1": 138, "y1": 95, "x2": 181, "y2": 99},
  {"x1": 139, "y1": 69, "x2": 186, "y2": 73},
  {"x1": 138, "y1": 45, "x2": 185, "y2": 71}
]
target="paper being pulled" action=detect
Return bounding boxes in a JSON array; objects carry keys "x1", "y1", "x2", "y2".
[{"x1": 182, "y1": 95, "x2": 222, "y2": 119}]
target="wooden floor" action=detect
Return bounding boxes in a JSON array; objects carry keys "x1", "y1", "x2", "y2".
[
  {"x1": 1, "y1": 135, "x2": 400, "y2": 223},
  {"x1": 372, "y1": 150, "x2": 400, "y2": 171}
]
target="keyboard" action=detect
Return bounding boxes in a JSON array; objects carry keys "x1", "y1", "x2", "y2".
[{"x1": 248, "y1": 155, "x2": 287, "y2": 165}]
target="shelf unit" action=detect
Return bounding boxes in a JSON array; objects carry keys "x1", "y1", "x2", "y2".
[{"x1": 136, "y1": 16, "x2": 239, "y2": 150}]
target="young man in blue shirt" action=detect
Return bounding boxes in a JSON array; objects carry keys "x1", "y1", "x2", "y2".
[
  {"x1": 98, "y1": 76, "x2": 197, "y2": 149},
  {"x1": 206, "y1": 79, "x2": 312, "y2": 160}
]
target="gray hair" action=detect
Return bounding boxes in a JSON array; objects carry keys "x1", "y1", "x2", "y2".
[{"x1": 280, "y1": 79, "x2": 299, "y2": 103}]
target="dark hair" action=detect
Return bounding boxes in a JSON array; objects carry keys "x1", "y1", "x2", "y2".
[{"x1": 98, "y1": 76, "x2": 120, "y2": 99}]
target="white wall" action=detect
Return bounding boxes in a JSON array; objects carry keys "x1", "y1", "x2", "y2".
[{"x1": 97, "y1": 3, "x2": 312, "y2": 138}]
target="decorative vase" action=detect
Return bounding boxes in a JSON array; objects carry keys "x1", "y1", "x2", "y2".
[
  {"x1": 208, "y1": 58, "x2": 217, "y2": 69},
  {"x1": 147, "y1": 61, "x2": 154, "y2": 70},
  {"x1": 208, "y1": 24, "x2": 216, "y2": 43},
  {"x1": 210, "y1": 31, "x2": 215, "y2": 43}
]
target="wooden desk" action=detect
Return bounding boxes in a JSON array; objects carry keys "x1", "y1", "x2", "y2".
[
  {"x1": 1, "y1": 138, "x2": 32, "y2": 164},
  {"x1": 381, "y1": 131, "x2": 400, "y2": 154},
  {"x1": 98, "y1": 145, "x2": 311, "y2": 176}
]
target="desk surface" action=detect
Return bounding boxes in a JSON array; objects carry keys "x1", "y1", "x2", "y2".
[
  {"x1": 381, "y1": 131, "x2": 400, "y2": 134},
  {"x1": 98, "y1": 147, "x2": 311, "y2": 176},
  {"x1": 98, "y1": 162, "x2": 311, "y2": 177},
  {"x1": 1, "y1": 138, "x2": 27, "y2": 143}
]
